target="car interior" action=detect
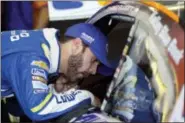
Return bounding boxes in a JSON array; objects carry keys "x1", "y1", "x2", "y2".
[{"x1": 79, "y1": 14, "x2": 137, "y2": 102}]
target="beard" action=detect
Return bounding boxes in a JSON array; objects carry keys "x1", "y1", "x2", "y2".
[{"x1": 66, "y1": 52, "x2": 83, "y2": 82}]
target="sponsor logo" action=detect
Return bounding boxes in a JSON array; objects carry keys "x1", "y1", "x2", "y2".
[
  {"x1": 81, "y1": 32, "x2": 94, "y2": 44},
  {"x1": 31, "y1": 68, "x2": 47, "y2": 79},
  {"x1": 109, "y1": 4, "x2": 139, "y2": 16},
  {"x1": 149, "y1": 11, "x2": 184, "y2": 65},
  {"x1": 167, "y1": 39, "x2": 184, "y2": 65},
  {"x1": 32, "y1": 76, "x2": 47, "y2": 84},
  {"x1": 31, "y1": 61, "x2": 49, "y2": 71},
  {"x1": 32, "y1": 80, "x2": 48, "y2": 90},
  {"x1": 41, "y1": 43, "x2": 50, "y2": 60},
  {"x1": 52, "y1": 1, "x2": 83, "y2": 10},
  {"x1": 56, "y1": 91, "x2": 82, "y2": 103},
  {"x1": 33, "y1": 88, "x2": 49, "y2": 94}
]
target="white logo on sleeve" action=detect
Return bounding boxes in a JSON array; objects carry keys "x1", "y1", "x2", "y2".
[
  {"x1": 32, "y1": 81, "x2": 49, "y2": 94},
  {"x1": 81, "y1": 32, "x2": 94, "y2": 44},
  {"x1": 31, "y1": 68, "x2": 47, "y2": 79}
]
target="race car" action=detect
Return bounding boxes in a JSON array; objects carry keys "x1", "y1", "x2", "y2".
[
  {"x1": 66, "y1": 1, "x2": 184, "y2": 122},
  {"x1": 3, "y1": 1, "x2": 184, "y2": 123}
]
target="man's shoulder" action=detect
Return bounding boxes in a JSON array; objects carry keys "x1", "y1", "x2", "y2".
[
  {"x1": 13, "y1": 52, "x2": 50, "y2": 71},
  {"x1": 42, "y1": 28, "x2": 60, "y2": 42}
]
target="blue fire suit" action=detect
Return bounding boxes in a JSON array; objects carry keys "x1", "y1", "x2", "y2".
[{"x1": 1, "y1": 28, "x2": 95, "y2": 121}]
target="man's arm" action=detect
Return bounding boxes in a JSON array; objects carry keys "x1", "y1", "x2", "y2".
[{"x1": 10, "y1": 53, "x2": 96, "y2": 121}]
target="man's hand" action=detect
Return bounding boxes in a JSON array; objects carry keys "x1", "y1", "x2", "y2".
[
  {"x1": 50, "y1": 75, "x2": 101, "y2": 107},
  {"x1": 54, "y1": 75, "x2": 78, "y2": 93}
]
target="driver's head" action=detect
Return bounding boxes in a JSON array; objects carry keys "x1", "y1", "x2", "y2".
[{"x1": 60, "y1": 23, "x2": 116, "y2": 82}]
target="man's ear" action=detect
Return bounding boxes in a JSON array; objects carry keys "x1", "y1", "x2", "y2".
[{"x1": 71, "y1": 38, "x2": 83, "y2": 55}]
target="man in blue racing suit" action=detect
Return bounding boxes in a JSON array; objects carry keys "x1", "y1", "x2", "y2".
[{"x1": 1, "y1": 23, "x2": 117, "y2": 122}]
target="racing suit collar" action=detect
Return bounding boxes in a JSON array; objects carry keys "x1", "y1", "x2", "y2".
[{"x1": 43, "y1": 28, "x2": 60, "y2": 74}]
